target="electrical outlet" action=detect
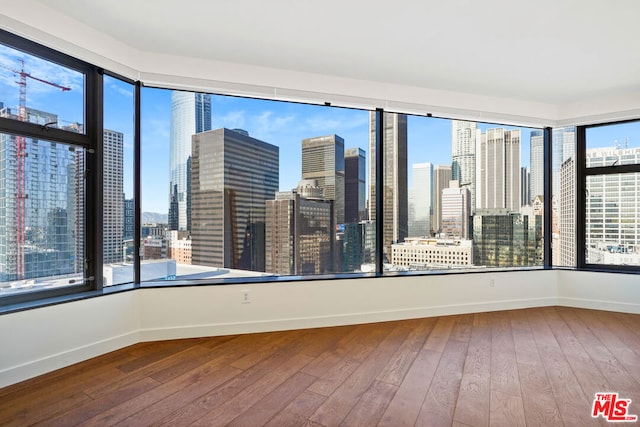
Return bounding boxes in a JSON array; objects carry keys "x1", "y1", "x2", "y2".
[
  {"x1": 241, "y1": 289, "x2": 251, "y2": 304},
  {"x1": 489, "y1": 278, "x2": 495, "y2": 287}
]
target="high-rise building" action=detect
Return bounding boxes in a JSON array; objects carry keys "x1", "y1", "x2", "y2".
[
  {"x1": 432, "y1": 165, "x2": 452, "y2": 235},
  {"x1": 344, "y1": 147, "x2": 366, "y2": 223},
  {"x1": 521, "y1": 166, "x2": 531, "y2": 207},
  {"x1": 530, "y1": 130, "x2": 544, "y2": 201},
  {"x1": 124, "y1": 197, "x2": 134, "y2": 241},
  {"x1": 265, "y1": 180, "x2": 334, "y2": 275},
  {"x1": 472, "y1": 208, "x2": 543, "y2": 267},
  {"x1": 368, "y1": 112, "x2": 408, "y2": 261},
  {"x1": 301, "y1": 135, "x2": 345, "y2": 224},
  {"x1": 0, "y1": 106, "x2": 79, "y2": 281},
  {"x1": 559, "y1": 157, "x2": 575, "y2": 267},
  {"x1": 103, "y1": 129, "x2": 124, "y2": 264},
  {"x1": 168, "y1": 91, "x2": 211, "y2": 231},
  {"x1": 190, "y1": 128, "x2": 278, "y2": 271},
  {"x1": 476, "y1": 128, "x2": 521, "y2": 212},
  {"x1": 451, "y1": 121, "x2": 477, "y2": 212},
  {"x1": 441, "y1": 180, "x2": 471, "y2": 238},
  {"x1": 408, "y1": 162, "x2": 433, "y2": 237},
  {"x1": 584, "y1": 146, "x2": 640, "y2": 264}
]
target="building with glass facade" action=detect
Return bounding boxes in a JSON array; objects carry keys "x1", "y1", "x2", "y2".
[
  {"x1": 0, "y1": 106, "x2": 79, "y2": 282},
  {"x1": 451, "y1": 121, "x2": 477, "y2": 212},
  {"x1": 368, "y1": 112, "x2": 408, "y2": 261},
  {"x1": 472, "y1": 208, "x2": 543, "y2": 267},
  {"x1": 265, "y1": 181, "x2": 334, "y2": 275},
  {"x1": 190, "y1": 128, "x2": 279, "y2": 271},
  {"x1": 408, "y1": 162, "x2": 433, "y2": 237},
  {"x1": 169, "y1": 91, "x2": 211, "y2": 232},
  {"x1": 103, "y1": 129, "x2": 124, "y2": 264},
  {"x1": 432, "y1": 165, "x2": 452, "y2": 235},
  {"x1": 301, "y1": 135, "x2": 345, "y2": 225},
  {"x1": 344, "y1": 147, "x2": 366, "y2": 224}
]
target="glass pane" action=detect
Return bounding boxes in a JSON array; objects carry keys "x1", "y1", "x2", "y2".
[
  {"x1": 586, "y1": 173, "x2": 640, "y2": 265},
  {"x1": 0, "y1": 43, "x2": 85, "y2": 133},
  {"x1": 553, "y1": 127, "x2": 576, "y2": 267},
  {"x1": 103, "y1": 76, "x2": 134, "y2": 286},
  {"x1": 0, "y1": 131, "x2": 84, "y2": 296},
  {"x1": 393, "y1": 116, "x2": 543, "y2": 272},
  {"x1": 586, "y1": 121, "x2": 640, "y2": 167},
  {"x1": 141, "y1": 88, "x2": 373, "y2": 281}
]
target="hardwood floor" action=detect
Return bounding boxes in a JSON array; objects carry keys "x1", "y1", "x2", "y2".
[{"x1": 1, "y1": 306, "x2": 639, "y2": 426}]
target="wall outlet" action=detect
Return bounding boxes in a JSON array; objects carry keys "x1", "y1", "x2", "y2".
[
  {"x1": 489, "y1": 277, "x2": 495, "y2": 287},
  {"x1": 241, "y1": 289, "x2": 251, "y2": 304}
]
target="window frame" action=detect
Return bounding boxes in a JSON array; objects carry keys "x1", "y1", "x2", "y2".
[
  {"x1": 576, "y1": 120, "x2": 640, "y2": 272},
  {"x1": 0, "y1": 30, "x2": 102, "y2": 306}
]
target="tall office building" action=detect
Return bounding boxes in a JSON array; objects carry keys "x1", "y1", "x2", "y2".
[
  {"x1": 0, "y1": 105, "x2": 78, "y2": 281},
  {"x1": 344, "y1": 147, "x2": 366, "y2": 223},
  {"x1": 301, "y1": 135, "x2": 345, "y2": 224},
  {"x1": 103, "y1": 129, "x2": 124, "y2": 264},
  {"x1": 441, "y1": 180, "x2": 471, "y2": 238},
  {"x1": 408, "y1": 162, "x2": 433, "y2": 237},
  {"x1": 559, "y1": 157, "x2": 575, "y2": 267},
  {"x1": 368, "y1": 112, "x2": 408, "y2": 261},
  {"x1": 191, "y1": 128, "x2": 278, "y2": 271},
  {"x1": 451, "y1": 121, "x2": 477, "y2": 212},
  {"x1": 476, "y1": 128, "x2": 521, "y2": 212},
  {"x1": 473, "y1": 208, "x2": 543, "y2": 267},
  {"x1": 521, "y1": 167, "x2": 530, "y2": 207},
  {"x1": 168, "y1": 91, "x2": 211, "y2": 231},
  {"x1": 530, "y1": 130, "x2": 544, "y2": 200},
  {"x1": 124, "y1": 197, "x2": 134, "y2": 241},
  {"x1": 432, "y1": 165, "x2": 452, "y2": 235},
  {"x1": 265, "y1": 180, "x2": 334, "y2": 275},
  {"x1": 584, "y1": 146, "x2": 640, "y2": 264}
]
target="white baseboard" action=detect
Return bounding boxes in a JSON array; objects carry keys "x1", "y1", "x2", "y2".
[
  {"x1": 557, "y1": 297, "x2": 640, "y2": 314},
  {"x1": 0, "y1": 331, "x2": 140, "y2": 389}
]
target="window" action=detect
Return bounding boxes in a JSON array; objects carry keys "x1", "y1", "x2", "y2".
[
  {"x1": 140, "y1": 88, "x2": 373, "y2": 281},
  {"x1": 579, "y1": 121, "x2": 640, "y2": 269},
  {"x1": 0, "y1": 30, "x2": 97, "y2": 304},
  {"x1": 395, "y1": 114, "x2": 543, "y2": 272}
]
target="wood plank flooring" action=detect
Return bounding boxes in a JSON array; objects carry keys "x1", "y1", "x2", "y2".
[{"x1": 1, "y1": 306, "x2": 639, "y2": 426}]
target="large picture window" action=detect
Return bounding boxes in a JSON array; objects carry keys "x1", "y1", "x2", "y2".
[{"x1": 580, "y1": 121, "x2": 640, "y2": 269}]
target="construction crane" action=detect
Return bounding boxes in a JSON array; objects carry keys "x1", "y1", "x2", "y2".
[{"x1": 1, "y1": 59, "x2": 71, "y2": 279}]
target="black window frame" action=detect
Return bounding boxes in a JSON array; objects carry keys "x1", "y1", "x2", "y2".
[
  {"x1": 576, "y1": 119, "x2": 640, "y2": 272},
  {"x1": 0, "y1": 29, "x2": 101, "y2": 306}
]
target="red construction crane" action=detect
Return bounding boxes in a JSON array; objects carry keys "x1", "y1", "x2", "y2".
[{"x1": 1, "y1": 59, "x2": 71, "y2": 279}]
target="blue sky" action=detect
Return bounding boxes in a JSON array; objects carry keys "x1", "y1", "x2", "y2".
[{"x1": 2, "y1": 44, "x2": 638, "y2": 215}]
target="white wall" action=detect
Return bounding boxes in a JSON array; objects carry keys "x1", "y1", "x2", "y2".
[
  {"x1": 557, "y1": 270, "x2": 640, "y2": 313},
  {"x1": 1, "y1": 270, "x2": 557, "y2": 388}
]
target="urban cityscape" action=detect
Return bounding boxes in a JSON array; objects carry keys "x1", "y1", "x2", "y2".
[{"x1": 1, "y1": 45, "x2": 640, "y2": 294}]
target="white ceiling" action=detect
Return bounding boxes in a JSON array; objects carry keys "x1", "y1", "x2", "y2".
[{"x1": 24, "y1": 0, "x2": 640, "y2": 106}]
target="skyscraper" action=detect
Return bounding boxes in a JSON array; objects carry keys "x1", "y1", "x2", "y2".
[
  {"x1": 103, "y1": 129, "x2": 124, "y2": 264},
  {"x1": 521, "y1": 166, "x2": 530, "y2": 207},
  {"x1": 265, "y1": 180, "x2": 334, "y2": 275},
  {"x1": 432, "y1": 164, "x2": 452, "y2": 235},
  {"x1": 0, "y1": 105, "x2": 78, "y2": 281},
  {"x1": 190, "y1": 128, "x2": 278, "y2": 271},
  {"x1": 368, "y1": 112, "x2": 408, "y2": 261},
  {"x1": 168, "y1": 91, "x2": 211, "y2": 231},
  {"x1": 408, "y1": 162, "x2": 433, "y2": 237},
  {"x1": 584, "y1": 146, "x2": 640, "y2": 264},
  {"x1": 344, "y1": 147, "x2": 366, "y2": 223},
  {"x1": 476, "y1": 128, "x2": 521, "y2": 212},
  {"x1": 559, "y1": 157, "x2": 575, "y2": 267},
  {"x1": 441, "y1": 180, "x2": 471, "y2": 239},
  {"x1": 473, "y1": 208, "x2": 543, "y2": 267},
  {"x1": 451, "y1": 120, "x2": 477, "y2": 212},
  {"x1": 301, "y1": 135, "x2": 345, "y2": 224},
  {"x1": 530, "y1": 130, "x2": 544, "y2": 200}
]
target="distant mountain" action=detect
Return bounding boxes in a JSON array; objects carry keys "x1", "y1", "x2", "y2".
[{"x1": 142, "y1": 212, "x2": 168, "y2": 224}]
